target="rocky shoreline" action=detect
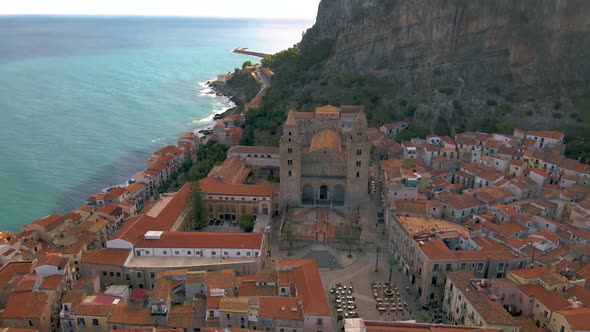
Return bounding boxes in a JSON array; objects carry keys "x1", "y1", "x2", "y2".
[{"x1": 205, "y1": 80, "x2": 243, "y2": 119}]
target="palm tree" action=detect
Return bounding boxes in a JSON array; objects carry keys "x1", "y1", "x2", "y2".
[
  {"x1": 387, "y1": 258, "x2": 397, "y2": 285},
  {"x1": 284, "y1": 225, "x2": 294, "y2": 256},
  {"x1": 375, "y1": 245, "x2": 381, "y2": 272}
]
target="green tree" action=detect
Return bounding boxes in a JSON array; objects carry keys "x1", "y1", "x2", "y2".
[
  {"x1": 397, "y1": 125, "x2": 429, "y2": 143},
  {"x1": 188, "y1": 182, "x2": 207, "y2": 230},
  {"x1": 239, "y1": 213, "x2": 255, "y2": 232},
  {"x1": 242, "y1": 60, "x2": 253, "y2": 70},
  {"x1": 284, "y1": 224, "x2": 294, "y2": 256}
]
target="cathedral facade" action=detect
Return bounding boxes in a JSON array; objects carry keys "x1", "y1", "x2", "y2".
[{"x1": 279, "y1": 105, "x2": 370, "y2": 209}]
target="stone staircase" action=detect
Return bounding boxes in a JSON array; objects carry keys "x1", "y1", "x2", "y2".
[{"x1": 364, "y1": 239, "x2": 388, "y2": 253}]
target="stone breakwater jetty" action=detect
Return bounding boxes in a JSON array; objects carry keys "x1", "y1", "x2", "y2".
[{"x1": 233, "y1": 47, "x2": 270, "y2": 58}]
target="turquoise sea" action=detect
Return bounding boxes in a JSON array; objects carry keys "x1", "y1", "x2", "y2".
[{"x1": 0, "y1": 16, "x2": 312, "y2": 232}]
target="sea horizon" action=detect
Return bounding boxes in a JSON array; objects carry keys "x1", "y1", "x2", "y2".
[{"x1": 0, "y1": 15, "x2": 312, "y2": 232}]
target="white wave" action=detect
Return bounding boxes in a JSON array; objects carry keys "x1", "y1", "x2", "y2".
[{"x1": 151, "y1": 137, "x2": 166, "y2": 143}]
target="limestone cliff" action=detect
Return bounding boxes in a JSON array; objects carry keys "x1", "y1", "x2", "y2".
[{"x1": 302, "y1": 0, "x2": 590, "y2": 91}]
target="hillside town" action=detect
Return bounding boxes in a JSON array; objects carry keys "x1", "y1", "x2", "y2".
[{"x1": 0, "y1": 102, "x2": 589, "y2": 332}]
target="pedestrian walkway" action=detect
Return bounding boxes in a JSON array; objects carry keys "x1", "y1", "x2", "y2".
[{"x1": 278, "y1": 243, "x2": 359, "y2": 269}]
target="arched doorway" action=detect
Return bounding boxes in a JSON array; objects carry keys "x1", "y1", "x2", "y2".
[
  {"x1": 261, "y1": 203, "x2": 269, "y2": 215},
  {"x1": 333, "y1": 184, "x2": 345, "y2": 205},
  {"x1": 302, "y1": 184, "x2": 314, "y2": 205},
  {"x1": 319, "y1": 185, "x2": 328, "y2": 200}
]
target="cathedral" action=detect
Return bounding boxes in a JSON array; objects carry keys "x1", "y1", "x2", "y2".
[{"x1": 279, "y1": 105, "x2": 370, "y2": 209}]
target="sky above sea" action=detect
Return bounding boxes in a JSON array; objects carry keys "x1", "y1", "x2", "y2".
[{"x1": 0, "y1": 15, "x2": 313, "y2": 232}]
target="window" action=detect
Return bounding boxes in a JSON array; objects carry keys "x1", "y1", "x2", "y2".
[
  {"x1": 356, "y1": 171, "x2": 360, "y2": 178},
  {"x1": 356, "y1": 160, "x2": 362, "y2": 167},
  {"x1": 110, "y1": 272, "x2": 114, "y2": 277},
  {"x1": 116, "y1": 272, "x2": 121, "y2": 277},
  {"x1": 288, "y1": 170, "x2": 292, "y2": 176},
  {"x1": 28, "y1": 320, "x2": 34, "y2": 327},
  {"x1": 237, "y1": 252, "x2": 241, "y2": 256},
  {"x1": 224, "y1": 251, "x2": 229, "y2": 256},
  {"x1": 543, "y1": 310, "x2": 548, "y2": 318},
  {"x1": 150, "y1": 272, "x2": 155, "y2": 279},
  {"x1": 317, "y1": 318, "x2": 323, "y2": 326},
  {"x1": 139, "y1": 283, "x2": 144, "y2": 289},
  {"x1": 92, "y1": 318, "x2": 99, "y2": 326},
  {"x1": 356, "y1": 149, "x2": 362, "y2": 156},
  {"x1": 103, "y1": 271, "x2": 107, "y2": 276},
  {"x1": 476, "y1": 263, "x2": 484, "y2": 272},
  {"x1": 175, "y1": 251, "x2": 180, "y2": 255},
  {"x1": 247, "y1": 252, "x2": 251, "y2": 256},
  {"x1": 212, "y1": 251, "x2": 217, "y2": 256},
  {"x1": 560, "y1": 326, "x2": 565, "y2": 332},
  {"x1": 433, "y1": 264, "x2": 440, "y2": 272},
  {"x1": 446, "y1": 264, "x2": 452, "y2": 271},
  {"x1": 137, "y1": 272, "x2": 142, "y2": 278},
  {"x1": 77, "y1": 318, "x2": 85, "y2": 326},
  {"x1": 163, "y1": 250, "x2": 167, "y2": 255},
  {"x1": 227, "y1": 314, "x2": 231, "y2": 319},
  {"x1": 432, "y1": 276, "x2": 437, "y2": 286},
  {"x1": 287, "y1": 160, "x2": 292, "y2": 166},
  {"x1": 287, "y1": 148, "x2": 292, "y2": 154}
]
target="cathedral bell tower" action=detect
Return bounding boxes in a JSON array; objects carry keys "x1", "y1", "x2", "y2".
[
  {"x1": 346, "y1": 110, "x2": 370, "y2": 206},
  {"x1": 280, "y1": 110, "x2": 302, "y2": 209}
]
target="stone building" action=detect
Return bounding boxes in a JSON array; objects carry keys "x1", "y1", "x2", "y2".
[{"x1": 280, "y1": 105, "x2": 370, "y2": 209}]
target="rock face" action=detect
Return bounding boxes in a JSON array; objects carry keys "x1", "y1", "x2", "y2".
[{"x1": 302, "y1": 0, "x2": 590, "y2": 91}]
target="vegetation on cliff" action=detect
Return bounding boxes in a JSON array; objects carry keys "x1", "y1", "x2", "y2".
[
  {"x1": 225, "y1": 66, "x2": 261, "y2": 104},
  {"x1": 239, "y1": 0, "x2": 590, "y2": 162}
]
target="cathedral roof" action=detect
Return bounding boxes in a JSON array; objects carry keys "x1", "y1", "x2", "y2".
[
  {"x1": 354, "y1": 110, "x2": 367, "y2": 123},
  {"x1": 309, "y1": 128, "x2": 341, "y2": 153},
  {"x1": 315, "y1": 105, "x2": 340, "y2": 115}
]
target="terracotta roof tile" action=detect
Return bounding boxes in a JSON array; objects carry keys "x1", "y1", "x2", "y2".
[
  {"x1": 276, "y1": 259, "x2": 329, "y2": 315},
  {"x1": 555, "y1": 307, "x2": 590, "y2": 329},
  {"x1": 518, "y1": 284, "x2": 571, "y2": 310},
  {"x1": 39, "y1": 275, "x2": 64, "y2": 290},
  {"x1": 565, "y1": 285, "x2": 590, "y2": 306},
  {"x1": 205, "y1": 269, "x2": 235, "y2": 292},
  {"x1": 199, "y1": 177, "x2": 272, "y2": 197},
  {"x1": 167, "y1": 303, "x2": 200, "y2": 328},
  {"x1": 258, "y1": 297, "x2": 303, "y2": 320},
  {"x1": 80, "y1": 248, "x2": 131, "y2": 266},
  {"x1": 219, "y1": 297, "x2": 249, "y2": 313},
  {"x1": 447, "y1": 270, "x2": 518, "y2": 326},
  {"x1": 419, "y1": 239, "x2": 456, "y2": 261},
  {"x1": 134, "y1": 232, "x2": 262, "y2": 249},
  {"x1": 96, "y1": 204, "x2": 122, "y2": 216},
  {"x1": 36, "y1": 254, "x2": 68, "y2": 268},
  {"x1": 30, "y1": 214, "x2": 63, "y2": 230},
  {"x1": 1, "y1": 291, "x2": 49, "y2": 319},
  {"x1": 532, "y1": 230, "x2": 559, "y2": 243},
  {"x1": 107, "y1": 300, "x2": 151, "y2": 326},
  {"x1": 110, "y1": 183, "x2": 190, "y2": 244},
  {"x1": 509, "y1": 266, "x2": 550, "y2": 279},
  {"x1": 309, "y1": 128, "x2": 341, "y2": 153}
]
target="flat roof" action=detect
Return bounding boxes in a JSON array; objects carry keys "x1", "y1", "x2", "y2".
[{"x1": 125, "y1": 256, "x2": 258, "y2": 269}]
